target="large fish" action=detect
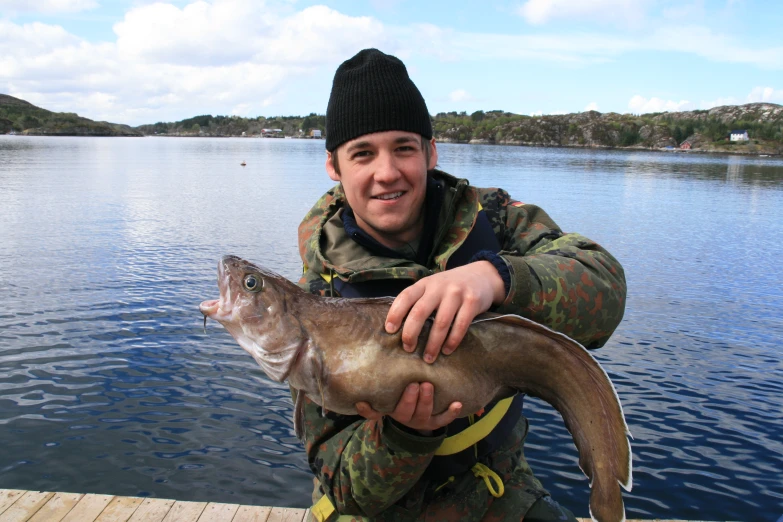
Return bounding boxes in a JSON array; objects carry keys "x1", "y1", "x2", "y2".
[{"x1": 199, "y1": 255, "x2": 632, "y2": 522}]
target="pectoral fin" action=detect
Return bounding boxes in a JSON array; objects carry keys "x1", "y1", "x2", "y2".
[{"x1": 293, "y1": 388, "x2": 305, "y2": 441}]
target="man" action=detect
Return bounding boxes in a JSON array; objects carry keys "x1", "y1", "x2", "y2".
[{"x1": 296, "y1": 48, "x2": 626, "y2": 522}]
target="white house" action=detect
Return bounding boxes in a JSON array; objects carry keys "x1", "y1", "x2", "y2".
[
  {"x1": 730, "y1": 130, "x2": 749, "y2": 141},
  {"x1": 310, "y1": 129, "x2": 322, "y2": 139}
]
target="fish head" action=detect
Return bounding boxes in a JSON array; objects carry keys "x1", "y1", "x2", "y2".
[{"x1": 199, "y1": 255, "x2": 305, "y2": 381}]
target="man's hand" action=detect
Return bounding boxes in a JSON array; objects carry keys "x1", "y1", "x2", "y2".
[
  {"x1": 385, "y1": 261, "x2": 506, "y2": 363},
  {"x1": 355, "y1": 382, "x2": 462, "y2": 433}
]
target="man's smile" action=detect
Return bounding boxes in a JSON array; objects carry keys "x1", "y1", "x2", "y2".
[{"x1": 373, "y1": 191, "x2": 405, "y2": 201}]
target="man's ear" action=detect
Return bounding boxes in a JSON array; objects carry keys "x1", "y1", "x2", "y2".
[
  {"x1": 427, "y1": 138, "x2": 438, "y2": 170},
  {"x1": 325, "y1": 151, "x2": 340, "y2": 182}
]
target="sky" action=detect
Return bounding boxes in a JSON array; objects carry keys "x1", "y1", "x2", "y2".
[{"x1": 1, "y1": 0, "x2": 781, "y2": 126}]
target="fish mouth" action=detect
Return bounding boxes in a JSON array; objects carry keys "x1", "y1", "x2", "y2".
[
  {"x1": 199, "y1": 299, "x2": 220, "y2": 317},
  {"x1": 200, "y1": 256, "x2": 237, "y2": 323}
]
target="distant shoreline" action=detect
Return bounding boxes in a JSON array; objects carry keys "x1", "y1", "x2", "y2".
[
  {"x1": 4, "y1": 132, "x2": 778, "y2": 158},
  {"x1": 3, "y1": 93, "x2": 781, "y2": 156}
]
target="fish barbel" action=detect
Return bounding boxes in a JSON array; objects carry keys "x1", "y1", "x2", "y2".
[{"x1": 199, "y1": 255, "x2": 632, "y2": 522}]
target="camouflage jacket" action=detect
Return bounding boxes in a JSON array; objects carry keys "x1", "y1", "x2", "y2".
[{"x1": 296, "y1": 169, "x2": 626, "y2": 519}]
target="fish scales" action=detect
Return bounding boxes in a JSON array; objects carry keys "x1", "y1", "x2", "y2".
[{"x1": 200, "y1": 255, "x2": 632, "y2": 522}]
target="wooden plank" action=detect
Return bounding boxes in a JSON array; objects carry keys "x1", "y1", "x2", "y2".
[
  {"x1": 60, "y1": 494, "x2": 114, "y2": 522},
  {"x1": 160, "y1": 501, "x2": 207, "y2": 522},
  {"x1": 0, "y1": 491, "x2": 55, "y2": 522},
  {"x1": 93, "y1": 496, "x2": 143, "y2": 522},
  {"x1": 0, "y1": 491, "x2": 25, "y2": 516},
  {"x1": 266, "y1": 507, "x2": 307, "y2": 522},
  {"x1": 231, "y1": 504, "x2": 271, "y2": 522},
  {"x1": 196, "y1": 503, "x2": 239, "y2": 522},
  {"x1": 27, "y1": 492, "x2": 84, "y2": 522},
  {"x1": 127, "y1": 498, "x2": 175, "y2": 522}
]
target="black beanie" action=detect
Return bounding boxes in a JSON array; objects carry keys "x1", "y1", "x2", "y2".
[{"x1": 325, "y1": 48, "x2": 432, "y2": 152}]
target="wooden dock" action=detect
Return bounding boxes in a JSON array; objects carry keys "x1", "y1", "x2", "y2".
[
  {"x1": 0, "y1": 489, "x2": 713, "y2": 522},
  {"x1": 0, "y1": 489, "x2": 308, "y2": 522}
]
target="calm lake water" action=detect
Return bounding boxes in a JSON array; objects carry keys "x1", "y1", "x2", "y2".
[{"x1": 1, "y1": 136, "x2": 781, "y2": 521}]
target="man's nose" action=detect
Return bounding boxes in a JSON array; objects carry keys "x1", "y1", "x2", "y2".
[{"x1": 373, "y1": 151, "x2": 402, "y2": 184}]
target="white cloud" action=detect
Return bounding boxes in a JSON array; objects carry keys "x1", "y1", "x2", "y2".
[
  {"x1": 2, "y1": 1, "x2": 782, "y2": 126},
  {"x1": 584, "y1": 102, "x2": 599, "y2": 111},
  {"x1": 699, "y1": 96, "x2": 739, "y2": 109},
  {"x1": 746, "y1": 86, "x2": 783, "y2": 103},
  {"x1": 449, "y1": 89, "x2": 473, "y2": 102},
  {"x1": 0, "y1": 1, "x2": 391, "y2": 125},
  {"x1": 518, "y1": 0, "x2": 648, "y2": 26},
  {"x1": 628, "y1": 95, "x2": 693, "y2": 113},
  {"x1": 113, "y1": 2, "x2": 387, "y2": 67},
  {"x1": 0, "y1": 0, "x2": 98, "y2": 14},
  {"x1": 699, "y1": 87, "x2": 783, "y2": 110},
  {"x1": 649, "y1": 25, "x2": 783, "y2": 70},
  {"x1": 408, "y1": 23, "x2": 782, "y2": 69}
]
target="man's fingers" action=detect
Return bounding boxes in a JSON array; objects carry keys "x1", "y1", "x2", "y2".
[
  {"x1": 400, "y1": 296, "x2": 438, "y2": 353},
  {"x1": 423, "y1": 297, "x2": 460, "y2": 363},
  {"x1": 390, "y1": 383, "x2": 420, "y2": 422},
  {"x1": 355, "y1": 401, "x2": 382, "y2": 420},
  {"x1": 386, "y1": 285, "x2": 424, "y2": 337},
  {"x1": 411, "y1": 382, "x2": 434, "y2": 423},
  {"x1": 442, "y1": 305, "x2": 476, "y2": 355},
  {"x1": 432, "y1": 401, "x2": 463, "y2": 426}
]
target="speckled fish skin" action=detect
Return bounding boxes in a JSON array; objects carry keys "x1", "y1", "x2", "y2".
[{"x1": 200, "y1": 255, "x2": 632, "y2": 522}]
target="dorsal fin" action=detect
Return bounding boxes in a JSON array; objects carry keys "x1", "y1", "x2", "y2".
[{"x1": 472, "y1": 312, "x2": 583, "y2": 347}]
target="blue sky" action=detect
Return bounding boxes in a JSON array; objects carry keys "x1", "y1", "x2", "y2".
[{"x1": 1, "y1": 0, "x2": 781, "y2": 126}]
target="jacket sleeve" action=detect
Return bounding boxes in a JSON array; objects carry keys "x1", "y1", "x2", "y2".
[
  {"x1": 294, "y1": 390, "x2": 444, "y2": 516},
  {"x1": 480, "y1": 188, "x2": 627, "y2": 349}
]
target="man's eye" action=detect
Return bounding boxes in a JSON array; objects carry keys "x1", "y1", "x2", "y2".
[{"x1": 352, "y1": 151, "x2": 371, "y2": 159}]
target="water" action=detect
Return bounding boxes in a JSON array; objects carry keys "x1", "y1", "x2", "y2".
[{"x1": 1, "y1": 136, "x2": 781, "y2": 521}]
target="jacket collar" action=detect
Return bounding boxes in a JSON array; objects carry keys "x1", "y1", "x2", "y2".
[{"x1": 298, "y1": 169, "x2": 477, "y2": 283}]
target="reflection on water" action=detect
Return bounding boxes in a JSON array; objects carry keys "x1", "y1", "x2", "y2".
[{"x1": 1, "y1": 136, "x2": 782, "y2": 520}]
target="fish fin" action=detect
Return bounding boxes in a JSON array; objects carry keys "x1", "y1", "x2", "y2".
[
  {"x1": 490, "y1": 311, "x2": 632, "y2": 520},
  {"x1": 293, "y1": 388, "x2": 305, "y2": 441},
  {"x1": 317, "y1": 373, "x2": 329, "y2": 416}
]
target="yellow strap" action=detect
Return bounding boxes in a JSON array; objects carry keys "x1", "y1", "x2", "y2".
[
  {"x1": 472, "y1": 462, "x2": 505, "y2": 498},
  {"x1": 435, "y1": 396, "x2": 514, "y2": 456},
  {"x1": 320, "y1": 272, "x2": 333, "y2": 283},
  {"x1": 311, "y1": 494, "x2": 335, "y2": 522}
]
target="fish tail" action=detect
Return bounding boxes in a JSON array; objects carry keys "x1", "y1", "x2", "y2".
[
  {"x1": 589, "y1": 473, "x2": 626, "y2": 522},
  {"x1": 495, "y1": 315, "x2": 632, "y2": 521}
]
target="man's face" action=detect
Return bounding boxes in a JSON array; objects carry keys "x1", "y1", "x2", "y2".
[{"x1": 326, "y1": 130, "x2": 438, "y2": 249}]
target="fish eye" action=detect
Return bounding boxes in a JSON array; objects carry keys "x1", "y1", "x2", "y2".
[{"x1": 243, "y1": 274, "x2": 263, "y2": 292}]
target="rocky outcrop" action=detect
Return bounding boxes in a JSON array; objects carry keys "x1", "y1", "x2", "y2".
[
  {"x1": 656, "y1": 103, "x2": 783, "y2": 125},
  {"x1": 433, "y1": 103, "x2": 782, "y2": 154},
  {"x1": 1, "y1": 94, "x2": 141, "y2": 136}
]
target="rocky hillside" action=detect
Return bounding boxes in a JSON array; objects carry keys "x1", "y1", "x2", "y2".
[
  {"x1": 434, "y1": 103, "x2": 783, "y2": 155},
  {"x1": 4, "y1": 93, "x2": 780, "y2": 155},
  {"x1": 0, "y1": 94, "x2": 141, "y2": 136},
  {"x1": 135, "y1": 113, "x2": 325, "y2": 137}
]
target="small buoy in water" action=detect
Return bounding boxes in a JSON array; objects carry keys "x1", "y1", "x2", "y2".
[{"x1": 240, "y1": 161, "x2": 247, "y2": 166}]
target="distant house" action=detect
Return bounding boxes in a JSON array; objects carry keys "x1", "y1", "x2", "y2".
[
  {"x1": 261, "y1": 128, "x2": 284, "y2": 138},
  {"x1": 680, "y1": 140, "x2": 692, "y2": 150},
  {"x1": 730, "y1": 130, "x2": 749, "y2": 141},
  {"x1": 310, "y1": 129, "x2": 322, "y2": 139}
]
